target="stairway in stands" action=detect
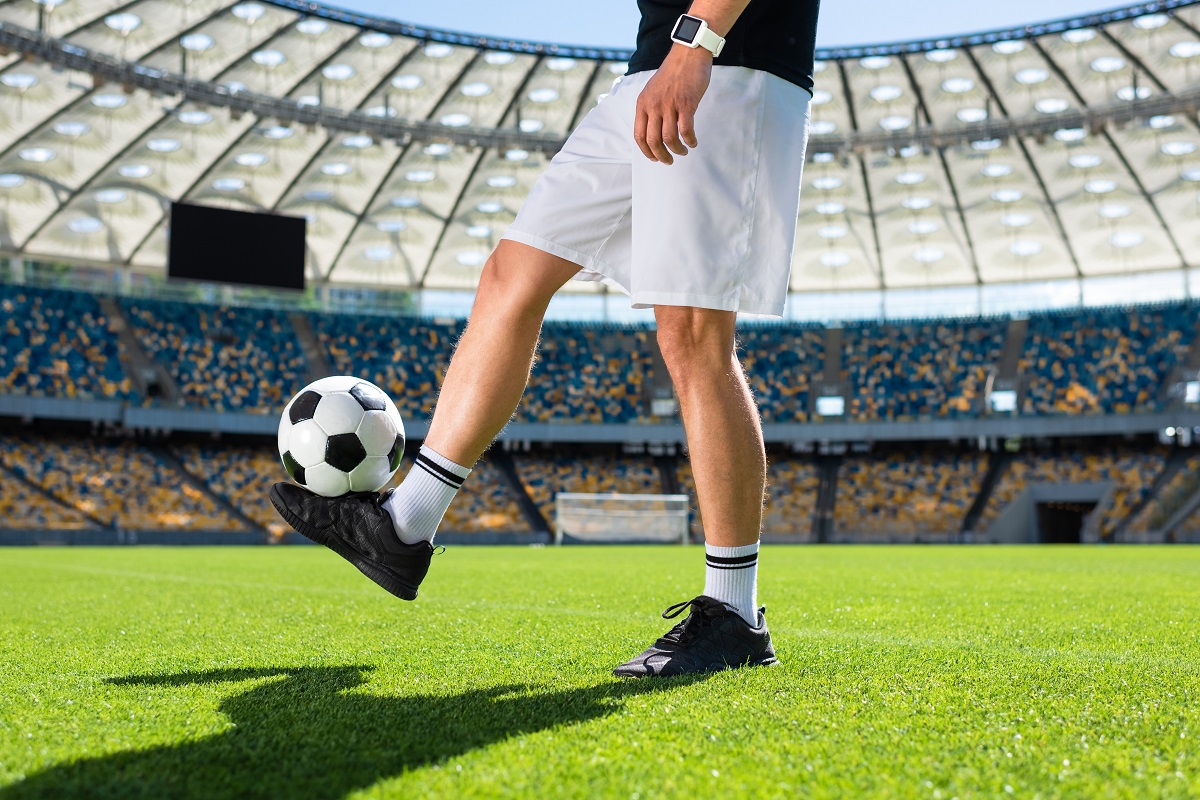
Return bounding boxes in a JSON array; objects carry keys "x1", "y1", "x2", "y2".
[
  {"x1": 1156, "y1": 315, "x2": 1200, "y2": 408},
  {"x1": 987, "y1": 318, "x2": 1028, "y2": 413},
  {"x1": 99, "y1": 296, "x2": 179, "y2": 402},
  {"x1": 961, "y1": 451, "x2": 1012, "y2": 536},
  {"x1": 813, "y1": 455, "x2": 841, "y2": 542},
  {"x1": 289, "y1": 312, "x2": 332, "y2": 383},
  {"x1": 492, "y1": 449, "x2": 551, "y2": 538}
]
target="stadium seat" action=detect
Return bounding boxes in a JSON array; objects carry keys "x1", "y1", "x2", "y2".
[
  {"x1": 121, "y1": 297, "x2": 308, "y2": 412},
  {"x1": 0, "y1": 285, "x2": 131, "y2": 401}
]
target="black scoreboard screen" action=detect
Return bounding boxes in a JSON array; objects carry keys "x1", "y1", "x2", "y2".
[{"x1": 168, "y1": 202, "x2": 306, "y2": 291}]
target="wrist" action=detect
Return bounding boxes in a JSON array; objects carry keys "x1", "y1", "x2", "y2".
[{"x1": 667, "y1": 42, "x2": 714, "y2": 64}]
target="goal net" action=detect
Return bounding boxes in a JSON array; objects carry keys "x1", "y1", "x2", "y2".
[{"x1": 554, "y1": 492, "x2": 691, "y2": 545}]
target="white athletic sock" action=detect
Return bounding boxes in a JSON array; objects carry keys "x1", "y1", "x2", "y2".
[
  {"x1": 382, "y1": 446, "x2": 471, "y2": 545},
  {"x1": 703, "y1": 541, "x2": 759, "y2": 626}
]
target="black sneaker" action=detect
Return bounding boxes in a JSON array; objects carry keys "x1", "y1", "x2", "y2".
[
  {"x1": 269, "y1": 482, "x2": 434, "y2": 601},
  {"x1": 613, "y1": 595, "x2": 778, "y2": 677}
]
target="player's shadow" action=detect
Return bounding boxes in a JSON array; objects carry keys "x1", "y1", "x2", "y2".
[{"x1": 3, "y1": 664, "x2": 703, "y2": 799}]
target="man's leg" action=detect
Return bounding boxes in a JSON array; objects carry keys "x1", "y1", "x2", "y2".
[
  {"x1": 611, "y1": 305, "x2": 774, "y2": 677},
  {"x1": 654, "y1": 305, "x2": 765, "y2": 549},
  {"x1": 655, "y1": 306, "x2": 764, "y2": 626},
  {"x1": 270, "y1": 239, "x2": 581, "y2": 600},
  {"x1": 423, "y1": 240, "x2": 581, "y2": 467},
  {"x1": 382, "y1": 239, "x2": 581, "y2": 543}
]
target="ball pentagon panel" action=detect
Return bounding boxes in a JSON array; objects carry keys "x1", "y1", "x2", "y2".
[{"x1": 325, "y1": 432, "x2": 368, "y2": 473}]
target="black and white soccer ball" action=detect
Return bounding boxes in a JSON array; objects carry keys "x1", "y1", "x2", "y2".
[{"x1": 277, "y1": 376, "x2": 405, "y2": 498}]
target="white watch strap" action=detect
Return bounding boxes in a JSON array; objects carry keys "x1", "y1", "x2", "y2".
[{"x1": 696, "y1": 25, "x2": 725, "y2": 57}]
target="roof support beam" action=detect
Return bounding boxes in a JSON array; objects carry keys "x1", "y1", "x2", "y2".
[
  {"x1": 419, "y1": 54, "x2": 545, "y2": 286},
  {"x1": 118, "y1": 25, "x2": 369, "y2": 265},
  {"x1": 1031, "y1": 37, "x2": 1190, "y2": 270},
  {"x1": 835, "y1": 59, "x2": 886, "y2": 290},
  {"x1": 14, "y1": 6, "x2": 304, "y2": 258},
  {"x1": 0, "y1": 3, "x2": 252, "y2": 168},
  {"x1": 899, "y1": 54, "x2": 983, "y2": 286},
  {"x1": 964, "y1": 45, "x2": 1085, "y2": 279},
  {"x1": 324, "y1": 50, "x2": 485, "y2": 283}
]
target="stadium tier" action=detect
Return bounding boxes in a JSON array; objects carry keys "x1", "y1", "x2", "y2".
[
  {"x1": 1019, "y1": 304, "x2": 1196, "y2": 416},
  {"x1": 4, "y1": 428, "x2": 1195, "y2": 542},
  {"x1": 0, "y1": 432, "x2": 242, "y2": 531},
  {"x1": 5, "y1": 285, "x2": 1200, "y2": 423}
]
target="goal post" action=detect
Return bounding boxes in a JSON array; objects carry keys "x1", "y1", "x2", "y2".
[{"x1": 554, "y1": 492, "x2": 691, "y2": 545}]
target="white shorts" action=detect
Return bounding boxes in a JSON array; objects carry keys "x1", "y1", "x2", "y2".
[{"x1": 502, "y1": 66, "x2": 811, "y2": 317}]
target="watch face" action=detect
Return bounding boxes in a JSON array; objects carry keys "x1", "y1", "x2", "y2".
[{"x1": 673, "y1": 16, "x2": 702, "y2": 44}]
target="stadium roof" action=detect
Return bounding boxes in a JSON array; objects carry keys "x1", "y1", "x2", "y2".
[{"x1": 0, "y1": 0, "x2": 1198, "y2": 296}]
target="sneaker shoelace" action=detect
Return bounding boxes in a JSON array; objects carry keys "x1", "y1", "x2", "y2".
[{"x1": 656, "y1": 598, "x2": 725, "y2": 648}]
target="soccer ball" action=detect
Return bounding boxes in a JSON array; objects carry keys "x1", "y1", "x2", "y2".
[{"x1": 277, "y1": 376, "x2": 405, "y2": 497}]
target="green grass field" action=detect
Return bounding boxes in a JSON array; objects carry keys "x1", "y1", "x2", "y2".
[{"x1": 0, "y1": 545, "x2": 1196, "y2": 799}]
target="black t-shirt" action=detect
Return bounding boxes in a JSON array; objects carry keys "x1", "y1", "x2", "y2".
[{"x1": 627, "y1": 0, "x2": 821, "y2": 93}]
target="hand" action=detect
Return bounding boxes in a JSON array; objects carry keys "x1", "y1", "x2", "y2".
[{"x1": 633, "y1": 45, "x2": 712, "y2": 165}]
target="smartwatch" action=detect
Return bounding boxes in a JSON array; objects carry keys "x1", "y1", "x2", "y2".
[{"x1": 670, "y1": 14, "x2": 725, "y2": 57}]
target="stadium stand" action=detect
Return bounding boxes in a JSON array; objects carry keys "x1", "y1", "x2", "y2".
[
  {"x1": 439, "y1": 458, "x2": 528, "y2": 534},
  {"x1": 1019, "y1": 305, "x2": 1194, "y2": 416},
  {"x1": 0, "y1": 466, "x2": 96, "y2": 530},
  {"x1": 8, "y1": 285, "x2": 1200, "y2": 428},
  {"x1": 977, "y1": 447, "x2": 1166, "y2": 538},
  {"x1": 0, "y1": 284, "x2": 131, "y2": 400},
  {"x1": 1, "y1": 433, "x2": 243, "y2": 531},
  {"x1": 175, "y1": 442, "x2": 289, "y2": 537},
  {"x1": 835, "y1": 451, "x2": 987, "y2": 537},
  {"x1": 739, "y1": 325, "x2": 823, "y2": 422},
  {"x1": 120, "y1": 298, "x2": 308, "y2": 411},
  {"x1": 1127, "y1": 452, "x2": 1200, "y2": 536},
  {"x1": 519, "y1": 323, "x2": 655, "y2": 423},
  {"x1": 516, "y1": 451, "x2": 662, "y2": 526},
  {"x1": 314, "y1": 313, "x2": 462, "y2": 420},
  {"x1": 763, "y1": 457, "x2": 820, "y2": 539},
  {"x1": 841, "y1": 318, "x2": 1007, "y2": 421}
]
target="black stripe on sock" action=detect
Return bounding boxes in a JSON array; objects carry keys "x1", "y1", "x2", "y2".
[
  {"x1": 705, "y1": 553, "x2": 758, "y2": 566},
  {"x1": 416, "y1": 453, "x2": 465, "y2": 487},
  {"x1": 706, "y1": 561, "x2": 757, "y2": 570},
  {"x1": 416, "y1": 460, "x2": 462, "y2": 489}
]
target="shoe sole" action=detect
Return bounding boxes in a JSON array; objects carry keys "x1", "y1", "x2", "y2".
[
  {"x1": 614, "y1": 653, "x2": 780, "y2": 678},
  {"x1": 269, "y1": 486, "x2": 419, "y2": 601}
]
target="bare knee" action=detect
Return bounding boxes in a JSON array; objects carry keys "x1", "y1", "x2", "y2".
[
  {"x1": 474, "y1": 240, "x2": 577, "y2": 319},
  {"x1": 655, "y1": 306, "x2": 737, "y2": 378}
]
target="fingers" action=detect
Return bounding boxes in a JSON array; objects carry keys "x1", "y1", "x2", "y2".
[
  {"x1": 644, "y1": 110, "x2": 673, "y2": 165},
  {"x1": 633, "y1": 103, "x2": 656, "y2": 163},
  {"x1": 662, "y1": 110, "x2": 688, "y2": 157},
  {"x1": 678, "y1": 107, "x2": 698, "y2": 149},
  {"x1": 635, "y1": 98, "x2": 699, "y2": 164}
]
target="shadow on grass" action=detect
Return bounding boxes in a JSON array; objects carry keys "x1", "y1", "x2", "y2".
[{"x1": 3, "y1": 665, "x2": 703, "y2": 799}]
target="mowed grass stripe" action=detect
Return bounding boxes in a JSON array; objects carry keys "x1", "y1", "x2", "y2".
[{"x1": 0, "y1": 545, "x2": 1196, "y2": 799}]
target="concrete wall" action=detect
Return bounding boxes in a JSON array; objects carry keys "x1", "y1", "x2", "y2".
[{"x1": 984, "y1": 481, "x2": 1112, "y2": 543}]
